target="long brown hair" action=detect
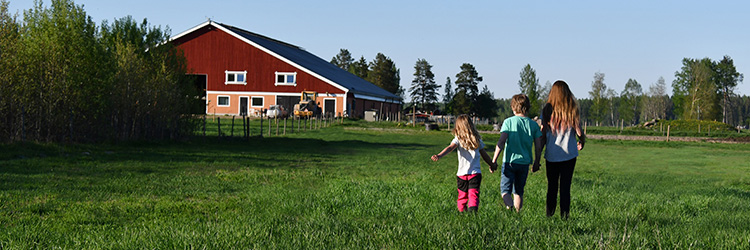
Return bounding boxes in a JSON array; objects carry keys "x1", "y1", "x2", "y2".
[
  {"x1": 452, "y1": 114, "x2": 481, "y2": 150},
  {"x1": 546, "y1": 80, "x2": 580, "y2": 134}
]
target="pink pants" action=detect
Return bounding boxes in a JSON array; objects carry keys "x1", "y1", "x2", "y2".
[{"x1": 457, "y1": 174, "x2": 481, "y2": 212}]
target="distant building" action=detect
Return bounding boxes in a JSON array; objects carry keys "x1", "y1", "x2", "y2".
[{"x1": 170, "y1": 20, "x2": 401, "y2": 118}]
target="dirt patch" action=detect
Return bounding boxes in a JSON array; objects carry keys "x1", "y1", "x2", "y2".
[{"x1": 586, "y1": 134, "x2": 750, "y2": 144}]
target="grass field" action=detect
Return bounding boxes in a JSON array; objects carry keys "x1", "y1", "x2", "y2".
[{"x1": 1, "y1": 121, "x2": 750, "y2": 249}]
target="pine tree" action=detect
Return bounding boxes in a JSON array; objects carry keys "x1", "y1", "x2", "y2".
[
  {"x1": 409, "y1": 59, "x2": 439, "y2": 110},
  {"x1": 443, "y1": 77, "x2": 453, "y2": 108},
  {"x1": 715, "y1": 55, "x2": 744, "y2": 123},
  {"x1": 455, "y1": 63, "x2": 482, "y2": 97},
  {"x1": 349, "y1": 56, "x2": 369, "y2": 79},
  {"x1": 476, "y1": 85, "x2": 497, "y2": 118},
  {"x1": 453, "y1": 63, "x2": 483, "y2": 115},
  {"x1": 330, "y1": 48, "x2": 353, "y2": 70},
  {"x1": 367, "y1": 53, "x2": 400, "y2": 94},
  {"x1": 518, "y1": 64, "x2": 541, "y2": 117}
]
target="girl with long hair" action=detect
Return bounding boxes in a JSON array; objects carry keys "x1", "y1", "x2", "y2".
[
  {"x1": 541, "y1": 80, "x2": 586, "y2": 219},
  {"x1": 431, "y1": 114, "x2": 497, "y2": 212}
]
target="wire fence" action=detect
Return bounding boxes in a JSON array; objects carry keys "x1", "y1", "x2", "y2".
[{"x1": 198, "y1": 113, "x2": 342, "y2": 139}]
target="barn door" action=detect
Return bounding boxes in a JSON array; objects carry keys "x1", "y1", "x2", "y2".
[
  {"x1": 324, "y1": 99, "x2": 335, "y2": 117},
  {"x1": 276, "y1": 96, "x2": 296, "y2": 115},
  {"x1": 239, "y1": 97, "x2": 249, "y2": 116}
]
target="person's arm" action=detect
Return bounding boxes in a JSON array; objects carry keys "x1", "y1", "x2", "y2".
[
  {"x1": 576, "y1": 123, "x2": 586, "y2": 151},
  {"x1": 532, "y1": 136, "x2": 543, "y2": 172},
  {"x1": 540, "y1": 103, "x2": 552, "y2": 148},
  {"x1": 431, "y1": 143, "x2": 458, "y2": 161},
  {"x1": 479, "y1": 148, "x2": 497, "y2": 173},
  {"x1": 492, "y1": 132, "x2": 508, "y2": 164}
]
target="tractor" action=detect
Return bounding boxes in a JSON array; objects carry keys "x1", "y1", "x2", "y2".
[{"x1": 293, "y1": 91, "x2": 320, "y2": 118}]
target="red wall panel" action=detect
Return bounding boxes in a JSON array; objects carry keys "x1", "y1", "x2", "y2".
[{"x1": 173, "y1": 26, "x2": 343, "y2": 95}]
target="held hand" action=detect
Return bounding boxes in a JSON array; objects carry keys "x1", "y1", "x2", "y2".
[
  {"x1": 532, "y1": 162, "x2": 541, "y2": 173},
  {"x1": 489, "y1": 162, "x2": 498, "y2": 173},
  {"x1": 577, "y1": 141, "x2": 585, "y2": 150},
  {"x1": 431, "y1": 154, "x2": 440, "y2": 162}
]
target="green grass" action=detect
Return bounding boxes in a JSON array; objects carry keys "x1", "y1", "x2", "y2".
[
  {"x1": 1, "y1": 123, "x2": 750, "y2": 249},
  {"x1": 586, "y1": 119, "x2": 749, "y2": 138}
]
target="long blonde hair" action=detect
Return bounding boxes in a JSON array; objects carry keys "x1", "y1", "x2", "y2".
[
  {"x1": 452, "y1": 114, "x2": 481, "y2": 150},
  {"x1": 546, "y1": 80, "x2": 580, "y2": 134}
]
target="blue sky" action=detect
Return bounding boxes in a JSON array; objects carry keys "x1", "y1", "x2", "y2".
[{"x1": 8, "y1": 0, "x2": 749, "y2": 100}]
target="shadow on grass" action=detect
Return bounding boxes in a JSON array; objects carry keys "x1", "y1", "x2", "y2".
[{"x1": 0, "y1": 136, "x2": 429, "y2": 191}]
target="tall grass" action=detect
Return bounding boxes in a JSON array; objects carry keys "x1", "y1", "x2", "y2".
[{"x1": 1, "y1": 124, "x2": 749, "y2": 249}]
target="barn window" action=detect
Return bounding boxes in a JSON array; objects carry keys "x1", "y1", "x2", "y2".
[
  {"x1": 251, "y1": 97, "x2": 263, "y2": 107},
  {"x1": 225, "y1": 71, "x2": 247, "y2": 85},
  {"x1": 274, "y1": 72, "x2": 297, "y2": 86},
  {"x1": 218, "y1": 96, "x2": 230, "y2": 107}
]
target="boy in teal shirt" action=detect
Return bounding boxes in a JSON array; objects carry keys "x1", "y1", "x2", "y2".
[{"x1": 492, "y1": 94, "x2": 543, "y2": 212}]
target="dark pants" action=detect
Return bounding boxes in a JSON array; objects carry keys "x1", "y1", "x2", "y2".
[
  {"x1": 546, "y1": 158, "x2": 576, "y2": 218},
  {"x1": 457, "y1": 174, "x2": 481, "y2": 212}
]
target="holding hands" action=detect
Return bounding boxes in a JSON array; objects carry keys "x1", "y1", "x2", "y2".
[
  {"x1": 489, "y1": 161, "x2": 499, "y2": 173},
  {"x1": 532, "y1": 161, "x2": 541, "y2": 173}
]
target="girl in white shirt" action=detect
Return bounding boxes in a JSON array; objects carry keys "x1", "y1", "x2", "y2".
[{"x1": 432, "y1": 115, "x2": 497, "y2": 212}]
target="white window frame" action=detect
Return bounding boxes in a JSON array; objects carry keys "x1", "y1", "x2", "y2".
[
  {"x1": 250, "y1": 96, "x2": 264, "y2": 108},
  {"x1": 225, "y1": 70, "x2": 247, "y2": 85},
  {"x1": 274, "y1": 72, "x2": 297, "y2": 86},
  {"x1": 217, "y1": 95, "x2": 230, "y2": 107}
]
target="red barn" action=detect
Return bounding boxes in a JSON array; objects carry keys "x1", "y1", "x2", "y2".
[{"x1": 170, "y1": 20, "x2": 402, "y2": 118}]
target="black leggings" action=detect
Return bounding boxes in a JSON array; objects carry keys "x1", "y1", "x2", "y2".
[{"x1": 546, "y1": 158, "x2": 576, "y2": 218}]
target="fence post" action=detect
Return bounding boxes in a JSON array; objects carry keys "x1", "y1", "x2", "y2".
[
  {"x1": 284, "y1": 117, "x2": 287, "y2": 135},
  {"x1": 231, "y1": 116, "x2": 235, "y2": 137},
  {"x1": 203, "y1": 115, "x2": 206, "y2": 137},
  {"x1": 275, "y1": 117, "x2": 279, "y2": 136},
  {"x1": 268, "y1": 115, "x2": 272, "y2": 137},
  {"x1": 69, "y1": 108, "x2": 74, "y2": 142},
  {"x1": 218, "y1": 117, "x2": 222, "y2": 138},
  {"x1": 21, "y1": 105, "x2": 25, "y2": 142},
  {"x1": 260, "y1": 112, "x2": 263, "y2": 138},
  {"x1": 667, "y1": 125, "x2": 671, "y2": 142},
  {"x1": 412, "y1": 105, "x2": 416, "y2": 127},
  {"x1": 584, "y1": 121, "x2": 587, "y2": 135}
]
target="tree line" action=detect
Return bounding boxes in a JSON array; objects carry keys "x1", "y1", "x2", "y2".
[
  {"x1": 349, "y1": 45, "x2": 745, "y2": 127},
  {"x1": 493, "y1": 58, "x2": 746, "y2": 127},
  {"x1": 0, "y1": 0, "x2": 197, "y2": 143},
  {"x1": 332, "y1": 49, "x2": 498, "y2": 118},
  {"x1": 576, "y1": 55, "x2": 745, "y2": 127}
]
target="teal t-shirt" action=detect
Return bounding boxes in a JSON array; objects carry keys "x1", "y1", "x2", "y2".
[{"x1": 500, "y1": 115, "x2": 542, "y2": 165}]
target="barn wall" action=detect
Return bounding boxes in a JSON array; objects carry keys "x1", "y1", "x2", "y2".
[{"x1": 173, "y1": 25, "x2": 347, "y2": 115}]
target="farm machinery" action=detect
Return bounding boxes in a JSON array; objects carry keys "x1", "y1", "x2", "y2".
[{"x1": 293, "y1": 91, "x2": 320, "y2": 118}]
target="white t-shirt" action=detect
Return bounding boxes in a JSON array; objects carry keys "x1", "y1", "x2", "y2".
[{"x1": 451, "y1": 136, "x2": 485, "y2": 176}]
